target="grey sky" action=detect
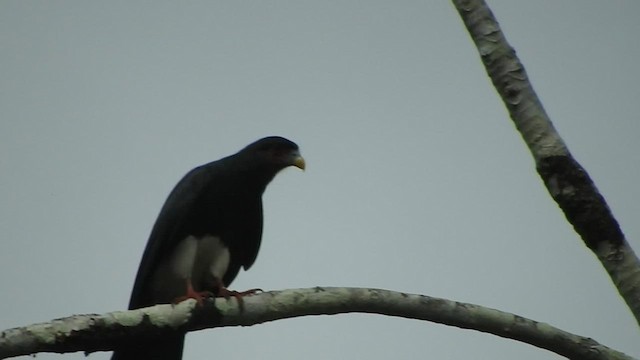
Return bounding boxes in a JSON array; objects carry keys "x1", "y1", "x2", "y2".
[{"x1": 1, "y1": 1, "x2": 639, "y2": 359}]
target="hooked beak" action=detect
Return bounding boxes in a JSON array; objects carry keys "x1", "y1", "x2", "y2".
[{"x1": 290, "y1": 150, "x2": 305, "y2": 171}]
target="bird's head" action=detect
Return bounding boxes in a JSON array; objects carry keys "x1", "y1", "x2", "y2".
[{"x1": 240, "y1": 136, "x2": 305, "y2": 173}]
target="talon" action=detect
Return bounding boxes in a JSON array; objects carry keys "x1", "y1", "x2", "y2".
[
  {"x1": 212, "y1": 279, "x2": 261, "y2": 311},
  {"x1": 238, "y1": 288, "x2": 263, "y2": 295},
  {"x1": 172, "y1": 280, "x2": 213, "y2": 306}
]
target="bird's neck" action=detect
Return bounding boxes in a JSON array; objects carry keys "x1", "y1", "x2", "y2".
[
  {"x1": 223, "y1": 154, "x2": 279, "y2": 194},
  {"x1": 239, "y1": 168, "x2": 277, "y2": 195}
]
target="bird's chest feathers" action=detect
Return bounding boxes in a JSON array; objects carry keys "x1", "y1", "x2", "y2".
[
  {"x1": 169, "y1": 235, "x2": 230, "y2": 283},
  {"x1": 194, "y1": 188, "x2": 262, "y2": 235}
]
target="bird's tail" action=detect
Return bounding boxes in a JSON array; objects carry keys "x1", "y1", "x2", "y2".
[{"x1": 111, "y1": 333, "x2": 185, "y2": 360}]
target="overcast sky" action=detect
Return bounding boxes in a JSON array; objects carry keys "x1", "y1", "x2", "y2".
[{"x1": 1, "y1": 1, "x2": 639, "y2": 359}]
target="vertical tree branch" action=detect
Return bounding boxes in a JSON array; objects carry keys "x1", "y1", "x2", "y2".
[{"x1": 451, "y1": 0, "x2": 640, "y2": 324}]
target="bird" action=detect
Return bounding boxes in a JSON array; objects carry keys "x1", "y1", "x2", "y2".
[{"x1": 111, "y1": 136, "x2": 305, "y2": 360}]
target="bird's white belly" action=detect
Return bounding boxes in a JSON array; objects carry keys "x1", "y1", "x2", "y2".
[{"x1": 170, "y1": 235, "x2": 230, "y2": 283}]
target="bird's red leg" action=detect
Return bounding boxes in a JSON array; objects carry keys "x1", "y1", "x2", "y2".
[
  {"x1": 172, "y1": 279, "x2": 213, "y2": 306},
  {"x1": 213, "y1": 278, "x2": 262, "y2": 311}
]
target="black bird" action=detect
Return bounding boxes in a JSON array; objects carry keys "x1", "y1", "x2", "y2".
[{"x1": 111, "y1": 136, "x2": 305, "y2": 360}]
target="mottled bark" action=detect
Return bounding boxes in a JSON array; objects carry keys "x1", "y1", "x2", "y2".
[
  {"x1": 451, "y1": 0, "x2": 640, "y2": 324},
  {"x1": 0, "y1": 288, "x2": 633, "y2": 360}
]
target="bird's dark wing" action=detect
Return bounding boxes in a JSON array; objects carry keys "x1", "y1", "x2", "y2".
[
  {"x1": 218, "y1": 195, "x2": 264, "y2": 286},
  {"x1": 128, "y1": 161, "x2": 223, "y2": 309},
  {"x1": 239, "y1": 200, "x2": 263, "y2": 270}
]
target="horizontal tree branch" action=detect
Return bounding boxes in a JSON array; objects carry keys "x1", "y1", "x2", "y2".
[{"x1": 0, "y1": 287, "x2": 633, "y2": 360}]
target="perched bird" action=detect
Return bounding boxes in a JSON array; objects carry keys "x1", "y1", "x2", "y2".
[{"x1": 111, "y1": 136, "x2": 305, "y2": 360}]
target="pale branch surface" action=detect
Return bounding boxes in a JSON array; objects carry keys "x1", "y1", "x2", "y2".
[
  {"x1": 0, "y1": 288, "x2": 634, "y2": 360},
  {"x1": 451, "y1": 0, "x2": 640, "y2": 324}
]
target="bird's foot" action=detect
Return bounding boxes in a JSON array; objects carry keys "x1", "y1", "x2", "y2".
[
  {"x1": 172, "y1": 281, "x2": 213, "y2": 306},
  {"x1": 216, "y1": 287, "x2": 262, "y2": 299},
  {"x1": 215, "y1": 287, "x2": 262, "y2": 311}
]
